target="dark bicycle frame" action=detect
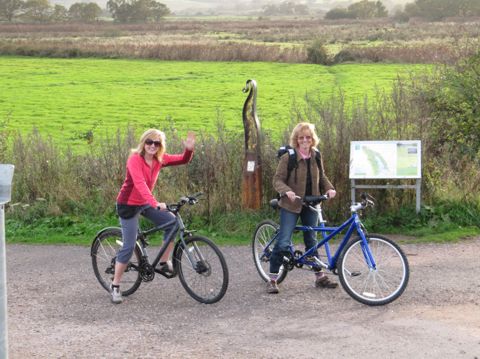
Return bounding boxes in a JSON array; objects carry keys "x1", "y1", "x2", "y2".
[{"x1": 123, "y1": 200, "x2": 205, "y2": 278}]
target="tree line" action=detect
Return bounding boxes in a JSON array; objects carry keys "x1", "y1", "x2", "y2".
[
  {"x1": 0, "y1": 0, "x2": 170, "y2": 23},
  {"x1": 397, "y1": 0, "x2": 480, "y2": 21},
  {"x1": 325, "y1": 0, "x2": 480, "y2": 21}
]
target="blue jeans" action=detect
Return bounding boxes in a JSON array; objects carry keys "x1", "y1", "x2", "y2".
[{"x1": 269, "y1": 207, "x2": 318, "y2": 274}]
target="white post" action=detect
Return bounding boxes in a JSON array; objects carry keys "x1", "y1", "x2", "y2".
[
  {"x1": 0, "y1": 203, "x2": 7, "y2": 359},
  {"x1": 0, "y1": 164, "x2": 15, "y2": 359},
  {"x1": 416, "y1": 178, "x2": 421, "y2": 214}
]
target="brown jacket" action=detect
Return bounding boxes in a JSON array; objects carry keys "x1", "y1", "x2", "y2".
[{"x1": 273, "y1": 148, "x2": 334, "y2": 213}]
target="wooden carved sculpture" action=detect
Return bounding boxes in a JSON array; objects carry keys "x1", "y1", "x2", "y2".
[{"x1": 241, "y1": 79, "x2": 262, "y2": 209}]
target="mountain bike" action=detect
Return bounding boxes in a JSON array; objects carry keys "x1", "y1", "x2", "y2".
[
  {"x1": 91, "y1": 193, "x2": 229, "y2": 304},
  {"x1": 252, "y1": 193, "x2": 409, "y2": 306}
]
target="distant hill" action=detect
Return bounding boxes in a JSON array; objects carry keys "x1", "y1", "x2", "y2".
[{"x1": 49, "y1": 0, "x2": 412, "y2": 15}]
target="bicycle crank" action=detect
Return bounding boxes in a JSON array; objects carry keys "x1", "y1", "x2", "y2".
[{"x1": 140, "y1": 262, "x2": 155, "y2": 282}]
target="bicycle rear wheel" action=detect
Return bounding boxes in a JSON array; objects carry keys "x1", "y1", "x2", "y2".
[
  {"x1": 338, "y1": 234, "x2": 409, "y2": 306},
  {"x1": 175, "y1": 236, "x2": 229, "y2": 304},
  {"x1": 252, "y1": 220, "x2": 288, "y2": 284},
  {"x1": 91, "y1": 227, "x2": 142, "y2": 297}
]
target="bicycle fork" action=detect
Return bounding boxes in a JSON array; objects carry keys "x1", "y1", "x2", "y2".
[
  {"x1": 178, "y1": 233, "x2": 208, "y2": 274},
  {"x1": 342, "y1": 225, "x2": 377, "y2": 278},
  {"x1": 357, "y1": 225, "x2": 377, "y2": 270}
]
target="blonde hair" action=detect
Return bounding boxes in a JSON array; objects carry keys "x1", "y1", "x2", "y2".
[
  {"x1": 133, "y1": 129, "x2": 166, "y2": 161},
  {"x1": 289, "y1": 122, "x2": 320, "y2": 149}
]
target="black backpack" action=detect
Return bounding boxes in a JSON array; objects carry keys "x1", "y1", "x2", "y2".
[{"x1": 277, "y1": 145, "x2": 322, "y2": 183}]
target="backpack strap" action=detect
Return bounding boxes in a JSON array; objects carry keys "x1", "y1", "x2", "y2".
[
  {"x1": 285, "y1": 147, "x2": 297, "y2": 183},
  {"x1": 313, "y1": 148, "x2": 322, "y2": 175},
  {"x1": 284, "y1": 147, "x2": 322, "y2": 183}
]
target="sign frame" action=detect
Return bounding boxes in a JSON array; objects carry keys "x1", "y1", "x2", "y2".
[
  {"x1": 349, "y1": 141, "x2": 422, "y2": 213},
  {"x1": 349, "y1": 140, "x2": 421, "y2": 180}
]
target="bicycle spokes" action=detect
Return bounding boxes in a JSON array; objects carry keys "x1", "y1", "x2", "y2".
[
  {"x1": 176, "y1": 236, "x2": 228, "y2": 304},
  {"x1": 339, "y1": 236, "x2": 409, "y2": 306}
]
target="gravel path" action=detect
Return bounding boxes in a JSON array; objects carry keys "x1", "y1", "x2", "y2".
[{"x1": 5, "y1": 237, "x2": 480, "y2": 359}]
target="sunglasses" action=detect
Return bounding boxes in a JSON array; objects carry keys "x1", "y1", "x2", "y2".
[
  {"x1": 298, "y1": 135, "x2": 312, "y2": 141},
  {"x1": 145, "y1": 139, "x2": 162, "y2": 147}
]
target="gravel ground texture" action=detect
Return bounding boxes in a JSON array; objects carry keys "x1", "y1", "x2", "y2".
[{"x1": 5, "y1": 236, "x2": 480, "y2": 359}]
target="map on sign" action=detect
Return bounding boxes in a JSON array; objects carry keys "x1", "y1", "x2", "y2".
[{"x1": 349, "y1": 141, "x2": 421, "y2": 179}]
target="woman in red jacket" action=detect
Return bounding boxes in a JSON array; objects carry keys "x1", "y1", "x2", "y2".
[{"x1": 111, "y1": 128, "x2": 195, "y2": 304}]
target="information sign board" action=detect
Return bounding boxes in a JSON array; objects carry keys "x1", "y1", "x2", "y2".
[{"x1": 349, "y1": 141, "x2": 421, "y2": 179}]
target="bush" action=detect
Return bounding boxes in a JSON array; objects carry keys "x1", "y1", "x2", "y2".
[
  {"x1": 333, "y1": 49, "x2": 359, "y2": 63},
  {"x1": 363, "y1": 200, "x2": 480, "y2": 235},
  {"x1": 306, "y1": 39, "x2": 330, "y2": 65},
  {"x1": 0, "y1": 115, "x2": 10, "y2": 162},
  {"x1": 423, "y1": 52, "x2": 480, "y2": 161}
]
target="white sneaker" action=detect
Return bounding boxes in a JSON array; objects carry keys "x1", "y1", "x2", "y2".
[{"x1": 110, "y1": 284, "x2": 123, "y2": 304}]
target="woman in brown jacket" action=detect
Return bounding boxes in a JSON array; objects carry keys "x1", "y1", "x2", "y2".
[{"x1": 268, "y1": 122, "x2": 337, "y2": 294}]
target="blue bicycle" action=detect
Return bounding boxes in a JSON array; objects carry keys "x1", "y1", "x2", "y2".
[{"x1": 252, "y1": 193, "x2": 409, "y2": 306}]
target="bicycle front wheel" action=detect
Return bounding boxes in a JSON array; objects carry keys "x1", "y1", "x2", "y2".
[
  {"x1": 91, "y1": 227, "x2": 142, "y2": 297},
  {"x1": 175, "y1": 236, "x2": 229, "y2": 304},
  {"x1": 252, "y1": 220, "x2": 288, "y2": 284},
  {"x1": 338, "y1": 234, "x2": 409, "y2": 306}
]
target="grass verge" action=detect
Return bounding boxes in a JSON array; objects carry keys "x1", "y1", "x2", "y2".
[{"x1": 5, "y1": 204, "x2": 479, "y2": 246}]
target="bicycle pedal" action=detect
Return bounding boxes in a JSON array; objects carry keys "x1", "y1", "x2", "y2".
[{"x1": 156, "y1": 266, "x2": 175, "y2": 278}]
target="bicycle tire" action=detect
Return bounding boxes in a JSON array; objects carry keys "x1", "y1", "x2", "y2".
[
  {"x1": 175, "y1": 236, "x2": 229, "y2": 304},
  {"x1": 252, "y1": 220, "x2": 288, "y2": 284},
  {"x1": 91, "y1": 227, "x2": 143, "y2": 297},
  {"x1": 338, "y1": 234, "x2": 409, "y2": 306}
]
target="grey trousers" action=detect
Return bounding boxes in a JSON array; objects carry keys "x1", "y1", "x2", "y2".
[{"x1": 117, "y1": 206, "x2": 178, "y2": 263}]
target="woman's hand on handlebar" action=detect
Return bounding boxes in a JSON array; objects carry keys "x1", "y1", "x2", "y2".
[
  {"x1": 156, "y1": 202, "x2": 167, "y2": 210},
  {"x1": 326, "y1": 189, "x2": 336, "y2": 199},
  {"x1": 285, "y1": 191, "x2": 298, "y2": 202}
]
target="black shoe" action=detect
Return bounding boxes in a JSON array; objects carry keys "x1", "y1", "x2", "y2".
[
  {"x1": 315, "y1": 276, "x2": 338, "y2": 289},
  {"x1": 158, "y1": 261, "x2": 173, "y2": 274},
  {"x1": 266, "y1": 280, "x2": 279, "y2": 294}
]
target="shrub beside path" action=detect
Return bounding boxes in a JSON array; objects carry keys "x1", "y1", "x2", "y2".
[{"x1": 6, "y1": 237, "x2": 480, "y2": 358}]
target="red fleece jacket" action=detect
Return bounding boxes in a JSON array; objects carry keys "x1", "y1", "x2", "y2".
[{"x1": 116, "y1": 150, "x2": 193, "y2": 208}]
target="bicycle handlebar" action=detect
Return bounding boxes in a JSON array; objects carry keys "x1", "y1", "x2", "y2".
[
  {"x1": 350, "y1": 192, "x2": 375, "y2": 212},
  {"x1": 269, "y1": 193, "x2": 330, "y2": 209},
  {"x1": 270, "y1": 192, "x2": 375, "y2": 213},
  {"x1": 167, "y1": 192, "x2": 204, "y2": 213},
  {"x1": 303, "y1": 194, "x2": 329, "y2": 206}
]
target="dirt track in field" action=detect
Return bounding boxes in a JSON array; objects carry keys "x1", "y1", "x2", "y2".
[{"x1": 5, "y1": 237, "x2": 480, "y2": 358}]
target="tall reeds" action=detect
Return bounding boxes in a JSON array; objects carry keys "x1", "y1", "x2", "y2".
[
  {"x1": 3, "y1": 73, "x2": 479, "y2": 223},
  {"x1": 1, "y1": 19, "x2": 479, "y2": 64}
]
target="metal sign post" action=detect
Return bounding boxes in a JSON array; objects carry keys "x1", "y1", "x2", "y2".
[
  {"x1": 351, "y1": 178, "x2": 422, "y2": 213},
  {"x1": 0, "y1": 164, "x2": 14, "y2": 359}
]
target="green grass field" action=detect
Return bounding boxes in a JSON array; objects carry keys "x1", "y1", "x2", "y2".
[{"x1": 1, "y1": 56, "x2": 423, "y2": 148}]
